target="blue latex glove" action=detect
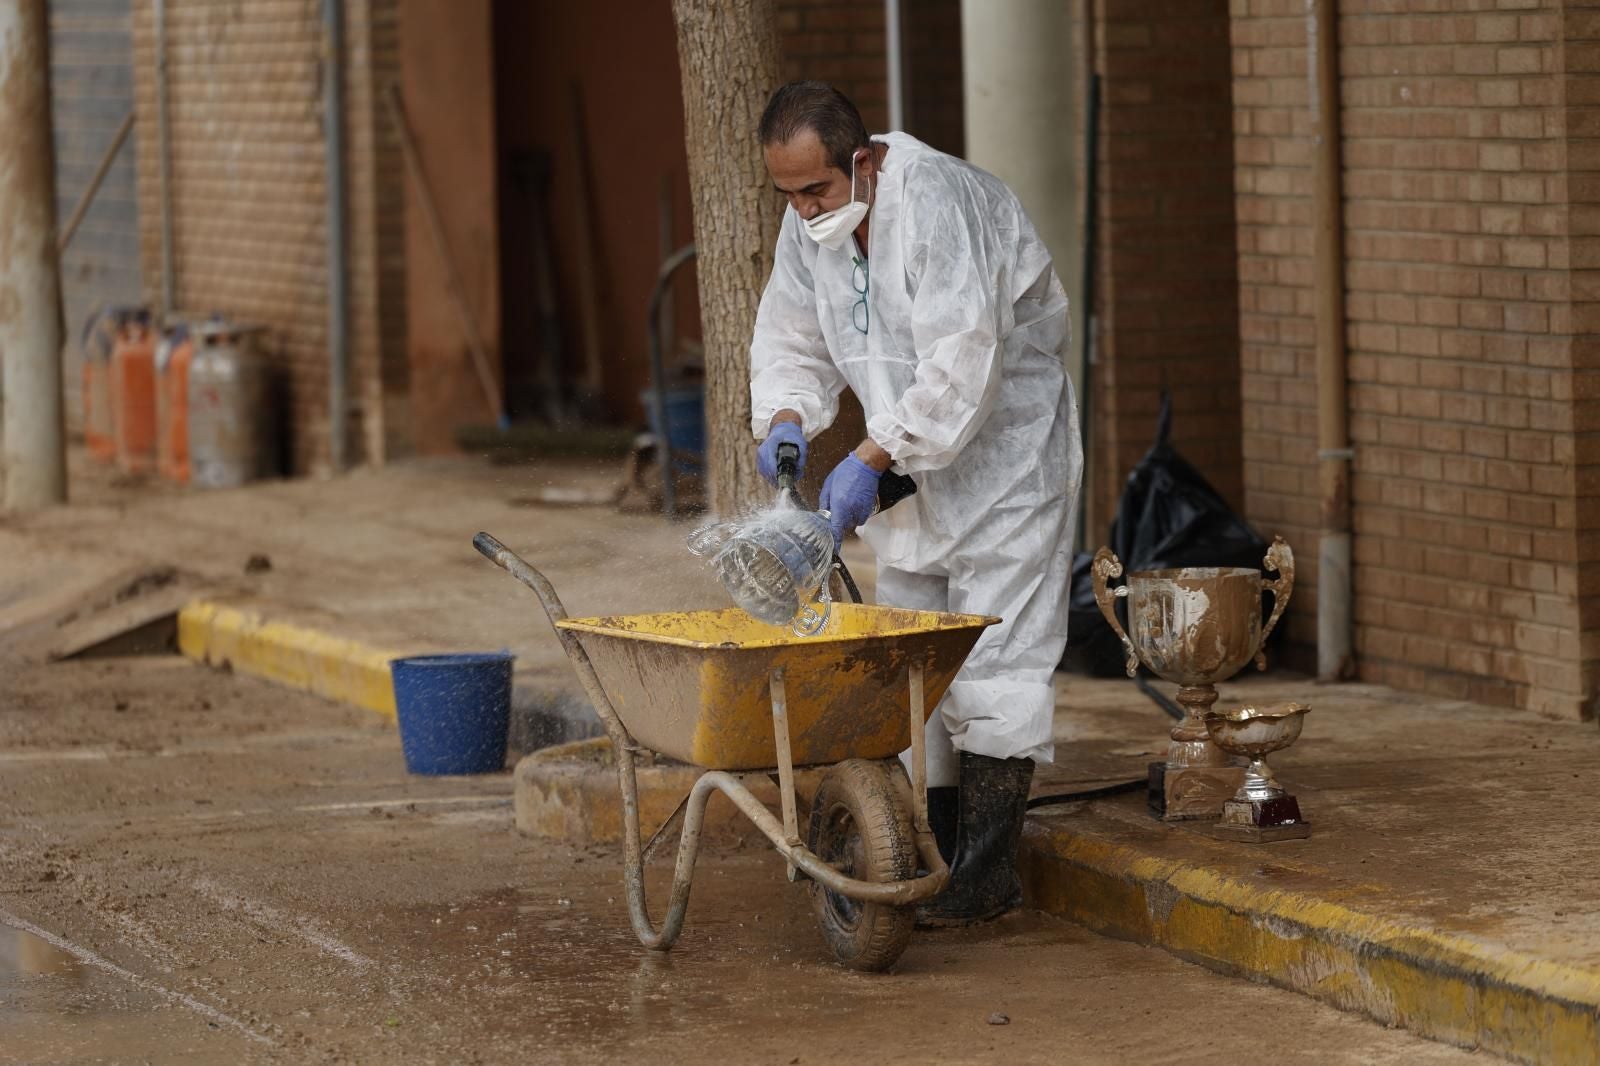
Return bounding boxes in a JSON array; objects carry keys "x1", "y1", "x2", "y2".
[
  {"x1": 757, "y1": 421, "x2": 808, "y2": 486},
  {"x1": 819, "y1": 453, "x2": 883, "y2": 550}
]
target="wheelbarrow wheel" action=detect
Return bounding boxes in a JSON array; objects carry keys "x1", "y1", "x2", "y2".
[{"x1": 806, "y1": 758, "x2": 916, "y2": 972}]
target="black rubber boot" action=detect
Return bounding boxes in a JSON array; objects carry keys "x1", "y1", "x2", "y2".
[
  {"x1": 916, "y1": 752, "x2": 1034, "y2": 928},
  {"x1": 925, "y1": 785, "x2": 959, "y2": 864}
]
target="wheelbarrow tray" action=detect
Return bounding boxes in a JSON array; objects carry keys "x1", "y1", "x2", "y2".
[{"x1": 555, "y1": 604, "x2": 997, "y2": 770}]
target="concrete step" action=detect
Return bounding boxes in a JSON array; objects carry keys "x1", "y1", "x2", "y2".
[
  {"x1": 1021, "y1": 790, "x2": 1599, "y2": 1066},
  {"x1": 1034, "y1": 674, "x2": 1600, "y2": 1066}
]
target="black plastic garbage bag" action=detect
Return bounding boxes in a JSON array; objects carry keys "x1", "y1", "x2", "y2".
[{"x1": 1062, "y1": 393, "x2": 1278, "y2": 676}]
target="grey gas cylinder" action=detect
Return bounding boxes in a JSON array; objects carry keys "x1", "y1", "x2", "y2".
[{"x1": 187, "y1": 322, "x2": 274, "y2": 489}]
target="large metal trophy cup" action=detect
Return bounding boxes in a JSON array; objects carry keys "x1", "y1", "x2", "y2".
[{"x1": 1092, "y1": 539, "x2": 1294, "y2": 820}]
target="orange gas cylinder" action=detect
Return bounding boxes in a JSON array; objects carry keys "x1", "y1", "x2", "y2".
[
  {"x1": 83, "y1": 360, "x2": 112, "y2": 460},
  {"x1": 82, "y1": 308, "x2": 120, "y2": 462},
  {"x1": 111, "y1": 313, "x2": 157, "y2": 475},
  {"x1": 156, "y1": 327, "x2": 194, "y2": 483}
]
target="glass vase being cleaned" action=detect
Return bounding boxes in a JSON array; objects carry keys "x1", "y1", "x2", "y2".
[
  {"x1": 688, "y1": 497, "x2": 836, "y2": 636},
  {"x1": 688, "y1": 440, "x2": 843, "y2": 636}
]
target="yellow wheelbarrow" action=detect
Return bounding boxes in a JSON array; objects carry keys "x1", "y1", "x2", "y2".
[{"x1": 473, "y1": 532, "x2": 997, "y2": 971}]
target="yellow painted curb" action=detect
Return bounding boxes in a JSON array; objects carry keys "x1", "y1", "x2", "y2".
[
  {"x1": 1022, "y1": 821, "x2": 1600, "y2": 1065},
  {"x1": 177, "y1": 601, "x2": 406, "y2": 719}
]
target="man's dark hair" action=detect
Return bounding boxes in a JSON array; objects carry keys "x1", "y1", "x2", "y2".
[{"x1": 758, "y1": 81, "x2": 870, "y2": 173}]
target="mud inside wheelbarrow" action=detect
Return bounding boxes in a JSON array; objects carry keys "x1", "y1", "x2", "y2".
[{"x1": 555, "y1": 604, "x2": 996, "y2": 771}]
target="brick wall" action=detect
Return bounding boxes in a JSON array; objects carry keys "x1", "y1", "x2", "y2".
[
  {"x1": 777, "y1": 0, "x2": 963, "y2": 151},
  {"x1": 901, "y1": 0, "x2": 963, "y2": 155},
  {"x1": 1089, "y1": 0, "x2": 1245, "y2": 538},
  {"x1": 1231, "y1": 0, "x2": 1593, "y2": 716},
  {"x1": 129, "y1": 0, "x2": 398, "y2": 474},
  {"x1": 1230, "y1": 1, "x2": 1319, "y2": 665},
  {"x1": 1569, "y1": 6, "x2": 1600, "y2": 719},
  {"x1": 778, "y1": 1, "x2": 888, "y2": 131}
]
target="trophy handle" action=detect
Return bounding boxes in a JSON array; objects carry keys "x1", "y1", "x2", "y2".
[
  {"x1": 1092, "y1": 548, "x2": 1139, "y2": 678},
  {"x1": 1254, "y1": 537, "x2": 1295, "y2": 671}
]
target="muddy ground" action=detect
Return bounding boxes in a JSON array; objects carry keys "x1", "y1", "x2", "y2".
[{"x1": 0, "y1": 656, "x2": 1482, "y2": 1065}]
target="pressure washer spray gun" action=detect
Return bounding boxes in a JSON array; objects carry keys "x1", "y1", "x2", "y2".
[{"x1": 777, "y1": 442, "x2": 918, "y2": 518}]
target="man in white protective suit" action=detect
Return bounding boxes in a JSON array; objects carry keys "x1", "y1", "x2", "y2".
[{"x1": 749, "y1": 81, "x2": 1082, "y2": 926}]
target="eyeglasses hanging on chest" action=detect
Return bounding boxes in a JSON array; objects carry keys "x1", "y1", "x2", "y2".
[{"x1": 850, "y1": 256, "x2": 869, "y2": 336}]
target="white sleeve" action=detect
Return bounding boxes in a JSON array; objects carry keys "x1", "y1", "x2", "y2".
[
  {"x1": 749, "y1": 210, "x2": 846, "y2": 440},
  {"x1": 866, "y1": 171, "x2": 1014, "y2": 473}
]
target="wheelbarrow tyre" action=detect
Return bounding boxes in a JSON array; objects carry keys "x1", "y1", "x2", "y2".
[{"x1": 806, "y1": 758, "x2": 916, "y2": 972}]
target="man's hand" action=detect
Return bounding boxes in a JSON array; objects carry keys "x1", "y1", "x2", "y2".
[
  {"x1": 819, "y1": 450, "x2": 885, "y2": 550},
  {"x1": 757, "y1": 417, "x2": 807, "y2": 486}
]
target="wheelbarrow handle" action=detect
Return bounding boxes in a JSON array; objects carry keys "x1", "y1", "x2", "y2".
[
  {"x1": 474, "y1": 531, "x2": 634, "y2": 754},
  {"x1": 473, "y1": 531, "x2": 569, "y2": 624}
]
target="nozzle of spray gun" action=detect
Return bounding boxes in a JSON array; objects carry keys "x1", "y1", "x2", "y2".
[{"x1": 775, "y1": 441, "x2": 804, "y2": 509}]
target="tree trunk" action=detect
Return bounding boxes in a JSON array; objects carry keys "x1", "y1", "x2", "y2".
[{"x1": 672, "y1": 0, "x2": 782, "y2": 516}]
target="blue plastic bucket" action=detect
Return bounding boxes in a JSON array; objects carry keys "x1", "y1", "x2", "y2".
[
  {"x1": 640, "y1": 386, "x2": 705, "y2": 470},
  {"x1": 390, "y1": 652, "x2": 515, "y2": 774}
]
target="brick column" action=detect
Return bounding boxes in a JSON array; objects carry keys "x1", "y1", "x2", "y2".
[
  {"x1": 1232, "y1": 0, "x2": 1596, "y2": 716},
  {"x1": 1564, "y1": 4, "x2": 1600, "y2": 719}
]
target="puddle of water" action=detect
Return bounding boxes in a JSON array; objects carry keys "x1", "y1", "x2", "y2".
[
  {"x1": 0, "y1": 923, "x2": 264, "y2": 1063},
  {"x1": 367, "y1": 853, "x2": 1083, "y2": 1061},
  {"x1": 1, "y1": 925, "x2": 88, "y2": 992},
  {"x1": 375, "y1": 861, "x2": 848, "y2": 1047}
]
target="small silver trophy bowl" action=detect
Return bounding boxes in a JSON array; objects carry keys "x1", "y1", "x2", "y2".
[{"x1": 1203, "y1": 703, "x2": 1311, "y2": 842}]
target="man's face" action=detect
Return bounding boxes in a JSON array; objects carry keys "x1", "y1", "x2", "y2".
[{"x1": 765, "y1": 129, "x2": 860, "y2": 221}]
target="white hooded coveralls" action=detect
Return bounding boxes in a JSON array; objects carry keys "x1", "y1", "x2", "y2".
[{"x1": 750, "y1": 133, "x2": 1083, "y2": 785}]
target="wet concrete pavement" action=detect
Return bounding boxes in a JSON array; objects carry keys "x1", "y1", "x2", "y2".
[
  {"x1": 0, "y1": 452, "x2": 751, "y2": 701},
  {"x1": 0, "y1": 656, "x2": 1484, "y2": 1064}
]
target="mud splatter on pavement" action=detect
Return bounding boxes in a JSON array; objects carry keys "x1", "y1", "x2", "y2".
[{"x1": 0, "y1": 658, "x2": 1479, "y2": 1064}]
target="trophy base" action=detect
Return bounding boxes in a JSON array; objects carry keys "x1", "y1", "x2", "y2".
[
  {"x1": 1147, "y1": 761, "x2": 1247, "y2": 821},
  {"x1": 1210, "y1": 794, "x2": 1311, "y2": 843}
]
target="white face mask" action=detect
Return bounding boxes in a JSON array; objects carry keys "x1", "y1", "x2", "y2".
[{"x1": 803, "y1": 150, "x2": 871, "y2": 251}]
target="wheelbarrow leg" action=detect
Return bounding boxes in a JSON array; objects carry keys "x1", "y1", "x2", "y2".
[
  {"x1": 769, "y1": 670, "x2": 804, "y2": 878},
  {"x1": 898, "y1": 658, "x2": 947, "y2": 875},
  {"x1": 615, "y1": 749, "x2": 699, "y2": 950},
  {"x1": 908, "y1": 661, "x2": 930, "y2": 834}
]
